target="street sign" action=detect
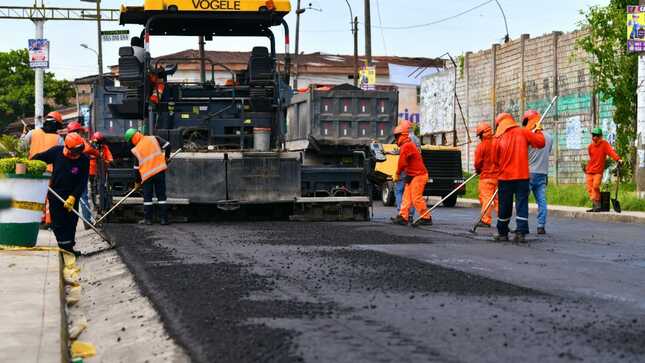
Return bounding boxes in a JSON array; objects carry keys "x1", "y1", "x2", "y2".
[
  {"x1": 101, "y1": 29, "x2": 129, "y2": 42},
  {"x1": 627, "y1": 6, "x2": 645, "y2": 52},
  {"x1": 28, "y1": 39, "x2": 49, "y2": 69}
]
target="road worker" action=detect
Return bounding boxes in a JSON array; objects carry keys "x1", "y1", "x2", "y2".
[
  {"x1": 523, "y1": 110, "x2": 554, "y2": 234},
  {"x1": 391, "y1": 124, "x2": 432, "y2": 226},
  {"x1": 21, "y1": 111, "x2": 64, "y2": 227},
  {"x1": 89, "y1": 132, "x2": 113, "y2": 209},
  {"x1": 67, "y1": 121, "x2": 99, "y2": 225},
  {"x1": 31, "y1": 133, "x2": 89, "y2": 256},
  {"x1": 493, "y1": 113, "x2": 545, "y2": 243},
  {"x1": 585, "y1": 127, "x2": 622, "y2": 212},
  {"x1": 124, "y1": 128, "x2": 171, "y2": 225},
  {"x1": 386, "y1": 120, "x2": 422, "y2": 222},
  {"x1": 474, "y1": 121, "x2": 498, "y2": 228}
]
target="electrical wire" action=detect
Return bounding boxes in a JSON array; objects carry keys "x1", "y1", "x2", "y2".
[
  {"x1": 375, "y1": 0, "x2": 494, "y2": 30},
  {"x1": 375, "y1": 0, "x2": 388, "y2": 55}
]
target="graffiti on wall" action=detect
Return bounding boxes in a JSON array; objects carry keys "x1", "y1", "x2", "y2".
[{"x1": 420, "y1": 69, "x2": 455, "y2": 134}]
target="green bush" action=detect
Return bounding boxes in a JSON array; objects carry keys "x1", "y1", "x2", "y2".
[{"x1": 0, "y1": 157, "x2": 47, "y2": 177}]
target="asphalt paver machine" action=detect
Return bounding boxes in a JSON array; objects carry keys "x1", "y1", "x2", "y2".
[{"x1": 99, "y1": 0, "x2": 378, "y2": 222}]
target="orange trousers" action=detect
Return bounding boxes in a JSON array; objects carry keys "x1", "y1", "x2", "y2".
[
  {"x1": 585, "y1": 173, "x2": 602, "y2": 202},
  {"x1": 478, "y1": 178, "x2": 498, "y2": 225},
  {"x1": 400, "y1": 174, "x2": 430, "y2": 221}
]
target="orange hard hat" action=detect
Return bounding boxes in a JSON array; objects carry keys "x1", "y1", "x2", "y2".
[
  {"x1": 393, "y1": 125, "x2": 408, "y2": 135},
  {"x1": 522, "y1": 110, "x2": 541, "y2": 129},
  {"x1": 64, "y1": 133, "x2": 85, "y2": 156},
  {"x1": 398, "y1": 120, "x2": 412, "y2": 133},
  {"x1": 45, "y1": 111, "x2": 63, "y2": 124},
  {"x1": 91, "y1": 131, "x2": 105, "y2": 143},
  {"x1": 476, "y1": 122, "x2": 492, "y2": 136},
  {"x1": 495, "y1": 112, "x2": 515, "y2": 126},
  {"x1": 67, "y1": 121, "x2": 85, "y2": 133}
]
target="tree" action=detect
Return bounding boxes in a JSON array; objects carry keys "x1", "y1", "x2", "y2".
[
  {"x1": 578, "y1": 0, "x2": 638, "y2": 180},
  {"x1": 0, "y1": 49, "x2": 74, "y2": 130}
]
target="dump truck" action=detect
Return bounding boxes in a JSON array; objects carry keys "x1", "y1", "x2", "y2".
[{"x1": 93, "y1": 0, "x2": 375, "y2": 221}]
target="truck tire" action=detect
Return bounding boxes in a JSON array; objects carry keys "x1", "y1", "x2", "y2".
[
  {"x1": 381, "y1": 182, "x2": 395, "y2": 206},
  {"x1": 442, "y1": 194, "x2": 458, "y2": 208}
]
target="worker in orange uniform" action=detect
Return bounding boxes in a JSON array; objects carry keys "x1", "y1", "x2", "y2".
[
  {"x1": 391, "y1": 125, "x2": 432, "y2": 226},
  {"x1": 89, "y1": 132, "x2": 113, "y2": 208},
  {"x1": 124, "y1": 128, "x2": 171, "y2": 225},
  {"x1": 493, "y1": 113, "x2": 545, "y2": 243},
  {"x1": 585, "y1": 127, "x2": 622, "y2": 212},
  {"x1": 67, "y1": 121, "x2": 99, "y2": 225},
  {"x1": 21, "y1": 111, "x2": 64, "y2": 227},
  {"x1": 31, "y1": 133, "x2": 89, "y2": 256},
  {"x1": 474, "y1": 121, "x2": 498, "y2": 228}
]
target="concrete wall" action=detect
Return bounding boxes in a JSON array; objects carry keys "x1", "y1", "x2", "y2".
[{"x1": 447, "y1": 31, "x2": 615, "y2": 184}]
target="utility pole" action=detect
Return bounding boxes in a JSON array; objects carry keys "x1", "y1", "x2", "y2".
[
  {"x1": 95, "y1": 0, "x2": 104, "y2": 86},
  {"x1": 293, "y1": 0, "x2": 303, "y2": 90},
  {"x1": 33, "y1": 19, "x2": 44, "y2": 128},
  {"x1": 353, "y1": 16, "x2": 359, "y2": 87},
  {"x1": 364, "y1": 0, "x2": 372, "y2": 65},
  {"x1": 198, "y1": 36, "x2": 206, "y2": 83}
]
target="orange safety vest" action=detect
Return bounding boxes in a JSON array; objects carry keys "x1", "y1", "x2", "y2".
[
  {"x1": 28, "y1": 128, "x2": 61, "y2": 172},
  {"x1": 131, "y1": 136, "x2": 167, "y2": 183}
]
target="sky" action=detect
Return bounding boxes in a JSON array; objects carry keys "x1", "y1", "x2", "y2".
[{"x1": 0, "y1": 0, "x2": 610, "y2": 80}]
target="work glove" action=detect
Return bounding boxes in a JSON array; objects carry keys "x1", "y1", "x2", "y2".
[
  {"x1": 533, "y1": 122, "x2": 543, "y2": 132},
  {"x1": 63, "y1": 196, "x2": 76, "y2": 212},
  {"x1": 393, "y1": 174, "x2": 400, "y2": 182},
  {"x1": 134, "y1": 182, "x2": 141, "y2": 190}
]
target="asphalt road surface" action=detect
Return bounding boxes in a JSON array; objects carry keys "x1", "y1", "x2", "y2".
[{"x1": 105, "y1": 204, "x2": 645, "y2": 363}]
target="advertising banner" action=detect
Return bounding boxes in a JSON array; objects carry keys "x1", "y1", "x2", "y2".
[
  {"x1": 420, "y1": 69, "x2": 455, "y2": 134},
  {"x1": 359, "y1": 65, "x2": 376, "y2": 91},
  {"x1": 101, "y1": 30, "x2": 130, "y2": 42},
  {"x1": 627, "y1": 6, "x2": 645, "y2": 52},
  {"x1": 28, "y1": 39, "x2": 49, "y2": 69}
]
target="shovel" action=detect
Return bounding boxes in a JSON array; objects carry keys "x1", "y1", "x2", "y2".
[
  {"x1": 611, "y1": 166, "x2": 621, "y2": 213},
  {"x1": 47, "y1": 187, "x2": 116, "y2": 250},
  {"x1": 470, "y1": 188, "x2": 498, "y2": 234}
]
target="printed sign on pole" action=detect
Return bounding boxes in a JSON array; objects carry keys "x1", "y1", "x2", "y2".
[
  {"x1": 28, "y1": 39, "x2": 49, "y2": 69},
  {"x1": 627, "y1": 6, "x2": 645, "y2": 52},
  {"x1": 101, "y1": 30, "x2": 130, "y2": 42},
  {"x1": 359, "y1": 65, "x2": 376, "y2": 91}
]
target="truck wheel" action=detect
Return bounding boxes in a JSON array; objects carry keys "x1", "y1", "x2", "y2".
[
  {"x1": 442, "y1": 194, "x2": 458, "y2": 208},
  {"x1": 381, "y1": 183, "x2": 395, "y2": 206}
]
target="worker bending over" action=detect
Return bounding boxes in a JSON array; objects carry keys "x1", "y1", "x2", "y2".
[
  {"x1": 31, "y1": 134, "x2": 89, "y2": 256},
  {"x1": 21, "y1": 111, "x2": 64, "y2": 227},
  {"x1": 585, "y1": 127, "x2": 622, "y2": 212},
  {"x1": 391, "y1": 125, "x2": 432, "y2": 226},
  {"x1": 124, "y1": 128, "x2": 171, "y2": 225},
  {"x1": 386, "y1": 120, "x2": 421, "y2": 222},
  {"x1": 523, "y1": 110, "x2": 553, "y2": 234},
  {"x1": 67, "y1": 121, "x2": 99, "y2": 226},
  {"x1": 474, "y1": 122, "x2": 498, "y2": 228},
  {"x1": 493, "y1": 113, "x2": 545, "y2": 243}
]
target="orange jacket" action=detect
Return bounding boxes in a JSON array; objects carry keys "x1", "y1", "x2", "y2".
[
  {"x1": 89, "y1": 144, "x2": 114, "y2": 176},
  {"x1": 474, "y1": 136, "x2": 498, "y2": 180},
  {"x1": 493, "y1": 121, "x2": 545, "y2": 181},
  {"x1": 586, "y1": 139, "x2": 620, "y2": 174},
  {"x1": 28, "y1": 128, "x2": 62, "y2": 172},
  {"x1": 396, "y1": 136, "x2": 428, "y2": 177}
]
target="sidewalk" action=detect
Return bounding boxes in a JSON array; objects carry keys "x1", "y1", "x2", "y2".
[
  {"x1": 0, "y1": 230, "x2": 66, "y2": 363},
  {"x1": 429, "y1": 197, "x2": 645, "y2": 224}
]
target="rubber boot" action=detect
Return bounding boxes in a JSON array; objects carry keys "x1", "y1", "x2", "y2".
[
  {"x1": 391, "y1": 215, "x2": 408, "y2": 225},
  {"x1": 140, "y1": 205, "x2": 153, "y2": 225},
  {"x1": 586, "y1": 201, "x2": 601, "y2": 213},
  {"x1": 159, "y1": 204, "x2": 169, "y2": 226},
  {"x1": 514, "y1": 233, "x2": 527, "y2": 243}
]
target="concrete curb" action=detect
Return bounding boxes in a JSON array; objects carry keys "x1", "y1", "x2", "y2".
[{"x1": 428, "y1": 197, "x2": 645, "y2": 225}]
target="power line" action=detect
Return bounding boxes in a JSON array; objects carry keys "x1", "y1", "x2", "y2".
[
  {"x1": 375, "y1": 0, "x2": 388, "y2": 55},
  {"x1": 374, "y1": 0, "x2": 494, "y2": 30}
]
